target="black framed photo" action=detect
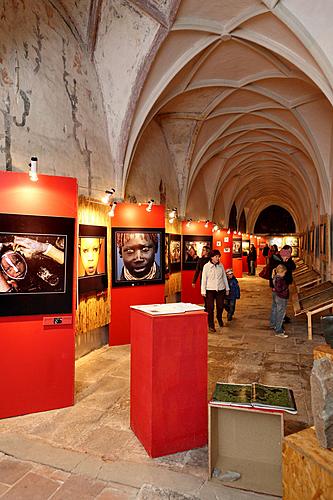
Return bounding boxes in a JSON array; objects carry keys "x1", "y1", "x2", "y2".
[
  {"x1": 112, "y1": 228, "x2": 165, "y2": 287},
  {"x1": 165, "y1": 233, "x2": 170, "y2": 275},
  {"x1": 232, "y1": 236, "x2": 242, "y2": 258},
  {"x1": 182, "y1": 235, "x2": 212, "y2": 270},
  {"x1": 0, "y1": 213, "x2": 75, "y2": 316},
  {"x1": 78, "y1": 224, "x2": 108, "y2": 295},
  {"x1": 169, "y1": 234, "x2": 181, "y2": 273}
]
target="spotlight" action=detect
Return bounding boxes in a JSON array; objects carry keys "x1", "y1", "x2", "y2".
[
  {"x1": 238, "y1": 231, "x2": 241, "y2": 235},
  {"x1": 227, "y1": 229, "x2": 231, "y2": 234},
  {"x1": 186, "y1": 218, "x2": 192, "y2": 227},
  {"x1": 212, "y1": 224, "x2": 219, "y2": 232},
  {"x1": 146, "y1": 199, "x2": 154, "y2": 212},
  {"x1": 29, "y1": 156, "x2": 38, "y2": 182},
  {"x1": 168, "y1": 208, "x2": 177, "y2": 223},
  {"x1": 204, "y1": 220, "x2": 209, "y2": 228},
  {"x1": 102, "y1": 188, "x2": 115, "y2": 204},
  {"x1": 108, "y1": 201, "x2": 117, "y2": 217}
]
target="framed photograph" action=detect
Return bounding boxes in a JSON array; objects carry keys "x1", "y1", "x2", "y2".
[
  {"x1": 224, "y1": 247, "x2": 231, "y2": 253},
  {"x1": 232, "y1": 237, "x2": 242, "y2": 258},
  {"x1": 182, "y1": 235, "x2": 212, "y2": 270},
  {"x1": 169, "y1": 234, "x2": 181, "y2": 273},
  {"x1": 224, "y1": 237, "x2": 229, "y2": 243},
  {"x1": 284, "y1": 236, "x2": 298, "y2": 247},
  {"x1": 165, "y1": 233, "x2": 170, "y2": 275},
  {"x1": 0, "y1": 213, "x2": 75, "y2": 317},
  {"x1": 78, "y1": 224, "x2": 108, "y2": 295},
  {"x1": 112, "y1": 228, "x2": 165, "y2": 287},
  {"x1": 242, "y1": 239, "x2": 250, "y2": 255},
  {"x1": 216, "y1": 241, "x2": 221, "y2": 247}
]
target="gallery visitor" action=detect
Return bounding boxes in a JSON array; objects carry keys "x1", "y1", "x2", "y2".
[
  {"x1": 247, "y1": 243, "x2": 257, "y2": 275},
  {"x1": 201, "y1": 249, "x2": 230, "y2": 332},
  {"x1": 224, "y1": 268, "x2": 241, "y2": 321},
  {"x1": 269, "y1": 263, "x2": 289, "y2": 338}
]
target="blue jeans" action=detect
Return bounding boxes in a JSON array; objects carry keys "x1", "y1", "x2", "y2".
[
  {"x1": 224, "y1": 298, "x2": 236, "y2": 320},
  {"x1": 270, "y1": 292, "x2": 287, "y2": 333}
]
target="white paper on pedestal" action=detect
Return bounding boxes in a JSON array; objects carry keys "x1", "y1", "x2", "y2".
[{"x1": 130, "y1": 302, "x2": 205, "y2": 315}]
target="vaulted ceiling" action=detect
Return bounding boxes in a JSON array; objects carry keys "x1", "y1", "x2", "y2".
[{"x1": 48, "y1": 0, "x2": 333, "y2": 231}]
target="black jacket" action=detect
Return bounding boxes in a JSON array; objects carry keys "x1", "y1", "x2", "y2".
[{"x1": 192, "y1": 256, "x2": 210, "y2": 284}]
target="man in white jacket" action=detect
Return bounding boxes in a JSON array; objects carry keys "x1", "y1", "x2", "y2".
[{"x1": 201, "y1": 249, "x2": 230, "y2": 332}]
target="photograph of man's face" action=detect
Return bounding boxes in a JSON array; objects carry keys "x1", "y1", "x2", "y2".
[
  {"x1": 113, "y1": 229, "x2": 164, "y2": 286},
  {"x1": 232, "y1": 239, "x2": 242, "y2": 257},
  {"x1": 79, "y1": 237, "x2": 105, "y2": 277}
]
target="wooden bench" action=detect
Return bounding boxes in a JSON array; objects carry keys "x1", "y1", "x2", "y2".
[
  {"x1": 291, "y1": 281, "x2": 333, "y2": 313},
  {"x1": 293, "y1": 265, "x2": 309, "y2": 277},
  {"x1": 293, "y1": 287, "x2": 333, "y2": 340},
  {"x1": 294, "y1": 270, "x2": 321, "y2": 292}
]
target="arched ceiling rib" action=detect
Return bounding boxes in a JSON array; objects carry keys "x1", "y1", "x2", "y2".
[{"x1": 123, "y1": 0, "x2": 333, "y2": 231}]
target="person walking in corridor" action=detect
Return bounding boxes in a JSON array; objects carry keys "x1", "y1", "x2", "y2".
[
  {"x1": 201, "y1": 249, "x2": 229, "y2": 332},
  {"x1": 247, "y1": 243, "x2": 257, "y2": 275},
  {"x1": 270, "y1": 264, "x2": 289, "y2": 338}
]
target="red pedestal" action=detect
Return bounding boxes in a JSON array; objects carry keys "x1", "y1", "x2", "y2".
[
  {"x1": 232, "y1": 258, "x2": 243, "y2": 278},
  {"x1": 130, "y1": 309, "x2": 208, "y2": 458}
]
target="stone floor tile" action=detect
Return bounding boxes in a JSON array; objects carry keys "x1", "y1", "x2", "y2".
[
  {"x1": 97, "y1": 483, "x2": 138, "y2": 499},
  {"x1": 51, "y1": 474, "x2": 106, "y2": 500},
  {"x1": 0, "y1": 482, "x2": 10, "y2": 496},
  {"x1": 0, "y1": 472, "x2": 59, "y2": 499},
  {"x1": 0, "y1": 458, "x2": 32, "y2": 485}
]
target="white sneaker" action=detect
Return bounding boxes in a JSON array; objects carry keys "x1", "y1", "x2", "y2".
[{"x1": 275, "y1": 333, "x2": 288, "y2": 338}]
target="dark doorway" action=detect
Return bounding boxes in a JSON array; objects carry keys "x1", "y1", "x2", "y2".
[{"x1": 254, "y1": 205, "x2": 295, "y2": 234}]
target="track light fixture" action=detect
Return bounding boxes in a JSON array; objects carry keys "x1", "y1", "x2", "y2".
[
  {"x1": 186, "y1": 218, "x2": 192, "y2": 227},
  {"x1": 204, "y1": 220, "x2": 209, "y2": 228},
  {"x1": 102, "y1": 188, "x2": 115, "y2": 204},
  {"x1": 212, "y1": 224, "x2": 219, "y2": 232},
  {"x1": 29, "y1": 156, "x2": 38, "y2": 182},
  {"x1": 108, "y1": 201, "x2": 117, "y2": 217},
  {"x1": 146, "y1": 199, "x2": 154, "y2": 212}
]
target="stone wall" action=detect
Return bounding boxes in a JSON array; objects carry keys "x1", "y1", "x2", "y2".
[{"x1": 0, "y1": 0, "x2": 113, "y2": 199}]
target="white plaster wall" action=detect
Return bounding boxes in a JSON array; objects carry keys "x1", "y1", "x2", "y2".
[
  {"x1": 0, "y1": 0, "x2": 113, "y2": 198},
  {"x1": 94, "y1": 0, "x2": 160, "y2": 174},
  {"x1": 125, "y1": 119, "x2": 178, "y2": 207}
]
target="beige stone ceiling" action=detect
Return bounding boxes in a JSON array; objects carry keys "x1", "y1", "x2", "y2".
[{"x1": 50, "y1": 0, "x2": 333, "y2": 232}]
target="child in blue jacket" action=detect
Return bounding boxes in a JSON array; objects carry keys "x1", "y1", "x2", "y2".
[{"x1": 225, "y1": 268, "x2": 240, "y2": 321}]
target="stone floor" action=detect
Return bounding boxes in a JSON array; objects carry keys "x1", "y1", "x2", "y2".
[{"x1": 0, "y1": 272, "x2": 324, "y2": 499}]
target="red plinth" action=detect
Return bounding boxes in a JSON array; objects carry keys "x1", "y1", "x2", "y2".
[{"x1": 130, "y1": 309, "x2": 208, "y2": 458}]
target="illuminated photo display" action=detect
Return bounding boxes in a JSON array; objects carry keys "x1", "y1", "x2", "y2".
[
  {"x1": 112, "y1": 228, "x2": 165, "y2": 287},
  {"x1": 78, "y1": 224, "x2": 108, "y2": 295},
  {"x1": 0, "y1": 213, "x2": 74, "y2": 316}
]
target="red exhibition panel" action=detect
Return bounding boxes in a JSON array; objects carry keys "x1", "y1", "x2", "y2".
[
  {"x1": 0, "y1": 171, "x2": 77, "y2": 419},
  {"x1": 130, "y1": 309, "x2": 208, "y2": 457},
  {"x1": 110, "y1": 203, "x2": 165, "y2": 346}
]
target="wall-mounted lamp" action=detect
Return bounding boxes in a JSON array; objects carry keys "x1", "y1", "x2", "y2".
[
  {"x1": 102, "y1": 188, "x2": 115, "y2": 204},
  {"x1": 29, "y1": 156, "x2": 38, "y2": 182},
  {"x1": 146, "y1": 199, "x2": 154, "y2": 212},
  {"x1": 204, "y1": 220, "x2": 209, "y2": 228},
  {"x1": 186, "y1": 218, "x2": 192, "y2": 227},
  {"x1": 108, "y1": 201, "x2": 117, "y2": 217}
]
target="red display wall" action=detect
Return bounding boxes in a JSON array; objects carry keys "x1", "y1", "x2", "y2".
[
  {"x1": 0, "y1": 171, "x2": 77, "y2": 419},
  {"x1": 213, "y1": 229, "x2": 232, "y2": 270},
  {"x1": 110, "y1": 203, "x2": 165, "y2": 346},
  {"x1": 181, "y1": 221, "x2": 212, "y2": 304}
]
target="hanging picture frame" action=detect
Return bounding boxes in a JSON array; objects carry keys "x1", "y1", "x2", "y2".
[
  {"x1": 78, "y1": 224, "x2": 108, "y2": 295},
  {"x1": 112, "y1": 228, "x2": 165, "y2": 287},
  {"x1": 182, "y1": 235, "x2": 213, "y2": 270},
  {"x1": 0, "y1": 213, "x2": 75, "y2": 316},
  {"x1": 169, "y1": 234, "x2": 181, "y2": 273}
]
